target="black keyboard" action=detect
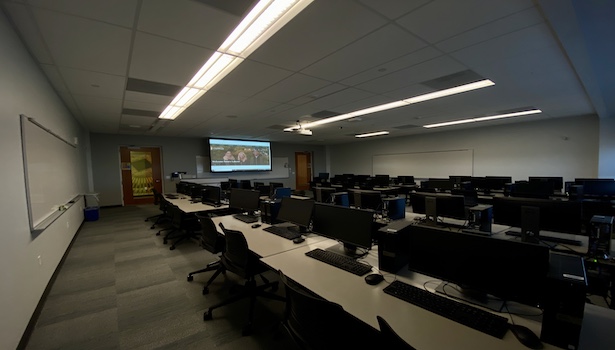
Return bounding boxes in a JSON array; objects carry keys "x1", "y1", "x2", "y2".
[
  {"x1": 505, "y1": 231, "x2": 582, "y2": 246},
  {"x1": 232, "y1": 214, "x2": 259, "y2": 223},
  {"x1": 383, "y1": 280, "x2": 509, "y2": 339},
  {"x1": 305, "y1": 248, "x2": 372, "y2": 276},
  {"x1": 263, "y1": 226, "x2": 301, "y2": 240}
]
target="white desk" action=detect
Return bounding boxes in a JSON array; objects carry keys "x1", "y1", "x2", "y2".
[
  {"x1": 210, "y1": 215, "x2": 329, "y2": 258},
  {"x1": 164, "y1": 195, "x2": 229, "y2": 213},
  {"x1": 261, "y1": 238, "x2": 615, "y2": 350}
]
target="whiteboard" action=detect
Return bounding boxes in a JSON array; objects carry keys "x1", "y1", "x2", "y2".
[
  {"x1": 372, "y1": 149, "x2": 473, "y2": 178},
  {"x1": 21, "y1": 115, "x2": 81, "y2": 232},
  {"x1": 196, "y1": 156, "x2": 289, "y2": 179}
]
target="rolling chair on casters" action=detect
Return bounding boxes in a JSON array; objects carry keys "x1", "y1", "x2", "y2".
[
  {"x1": 278, "y1": 270, "x2": 380, "y2": 349},
  {"x1": 187, "y1": 214, "x2": 225, "y2": 284},
  {"x1": 377, "y1": 316, "x2": 417, "y2": 350},
  {"x1": 145, "y1": 189, "x2": 166, "y2": 228},
  {"x1": 202, "y1": 223, "x2": 285, "y2": 336},
  {"x1": 163, "y1": 205, "x2": 200, "y2": 250}
]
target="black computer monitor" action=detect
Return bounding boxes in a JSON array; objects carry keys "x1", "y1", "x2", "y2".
[
  {"x1": 315, "y1": 187, "x2": 336, "y2": 203},
  {"x1": 357, "y1": 191, "x2": 383, "y2": 211},
  {"x1": 579, "y1": 180, "x2": 615, "y2": 197},
  {"x1": 407, "y1": 225, "x2": 550, "y2": 307},
  {"x1": 410, "y1": 192, "x2": 467, "y2": 222},
  {"x1": 449, "y1": 175, "x2": 472, "y2": 186},
  {"x1": 228, "y1": 179, "x2": 238, "y2": 188},
  {"x1": 201, "y1": 185, "x2": 221, "y2": 206},
  {"x1": 190, "y1": 184, "x2": 203, "y2": 200},
  {"x1": 318, "y1": 172, "x2": 330, "y2": 180},
  {"x1": 492, "y1": 196, "x2": 583, "y2": 235},
  {"x1": 484, "y1": 176, "x2": 512, "y2": 191},
  {"x1": 276, "y1": 197, "x2": 315, "y2": 232},
  {"x1": 238, "y1": 179, "x2": 252, "y2": 189},
  {"x1": 397, "y1": 175, "x2": 415, "y2": 185},
  {"x1": 229, "y1": 188, "x2": 261, "y2": 214},
  {"x1": 528, "y1": 177, "x2": 564, "y2": 192},
  {"x1": 424, "y1": 178, "x2": 453, "y2": 191},
  {"x1": 509, "y1": 181, "x2": 555, "y2": 199},
  {"x1": 176, "y1": 182, "x2": 189, "y2": 194},
  {"x1": 312, "y1": 203, "x2": 374, "y2": 257},
  {"x1": 374, "y1": 174, "x2": 390, "y2": 187}
]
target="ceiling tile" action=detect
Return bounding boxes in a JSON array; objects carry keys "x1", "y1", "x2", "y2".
[
  {"x1": 59, "y1": 67, "x2": 126, "y2": 99},
  {"x1": 26, "y1": 0, "x2": 138, "y2": 27},
  {"x1": 211, "y1": 59, "x2": 294, "y2": 97},
  {"x1": 253, "y1": 73, "x2": 331, "y2": 103},
  {"x1": 73, "y1": 95, "x2": 122, "y2": 120},
  {"x1": 396, "y1": 0, "x2": 534, "y2": 44},
  {"x1": 40, "y1": 64, "x2": 69, "y2": 93},
  {"x1": 129, "y1": 32, "x2": 214, "y2": 86},
  {"x1": 31, "y1": 8, "x2": 131, "y2": 75},
  {"x1": 249, "y1": 0, "x2": 388, "y2": 71},
  {"x1": 124, "y1": 91, "x2": 173, "y2": 105},
  {"x1": 120, "y1": 115, "x2": 156, "y2": 126},
  {"x1": 3, "y1": 2, "x2": 54, "y2": 64},
  {"x1": 301, "y1": 24, "x2": 427, "y2": 82},
  {"x1": 358, "y1": 0, "x2": 432, "y2": 20},
  {"x1": 138, "y1": 0, "x2": 241, "y2": 49}
]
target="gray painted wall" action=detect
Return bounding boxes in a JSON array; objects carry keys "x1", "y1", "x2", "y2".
[
  {"x1": 327, "y1": 115, "x2": 599, "y2": 182},
  {"x1": 0, "y1": 12, "x2": 88, "y2": 349},
  {"x1": 89, "y1": 134, "x2": 327, "y2": 206},
  {"x1": 599, "y1": 117, "x2": 615, "y2": 178}
]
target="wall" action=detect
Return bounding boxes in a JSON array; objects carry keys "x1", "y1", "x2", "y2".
[
  {"x1": 89, "y1": 134, "x2": 327, "y2": 206},
  {"x1": 328, "y1": 115, "x2": 599, "y2": 182},
  {"x1": 0, "y1": 11, "x2": 89, "y2": 349},
  {"x1": 598, "y1": 117, "x2": 615, "y2": 178}
]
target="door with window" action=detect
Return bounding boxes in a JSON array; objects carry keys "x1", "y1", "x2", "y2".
[
  {"x1": 295, "y1": 152, "x2": 312, "y2": 191},
  {"x1": 119, "y1": 146, "x2": 163, "y2": 205}
]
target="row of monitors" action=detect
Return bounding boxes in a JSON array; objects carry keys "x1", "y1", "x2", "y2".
[
  {"x1": 410, "y1": 192, "x2": 615, "y2": 235},
  {"x1": 329, "y1": 174, "x2": 416, "y2": 187},
  {"x1": 230, "y1": 189, "x2": 375, "y2": 252},
  {"x1": 238, "y1": 186, "x2": 554, "y2": 308}
]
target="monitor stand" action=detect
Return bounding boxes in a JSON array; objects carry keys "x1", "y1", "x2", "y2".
[
  {"x1": 435, "y1": 283, "x2": 504, "y2": 312},
  {"x1": 325, "y1": 242, "x2": 363, "y2": 259}
]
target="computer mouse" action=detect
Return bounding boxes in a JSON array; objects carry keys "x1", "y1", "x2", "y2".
[
  {"x1": 364, "y1": 273, "x2": 384, "y2": 285},
  {"x1": 251, "y1": 223, "x2": 261, "y2": 229},
  {"x1": 509, "y1": 324, "x2": 543, "y2": 349},
  {"x1": 292, "y1": 237, "x2": 305, "y2": 244}
]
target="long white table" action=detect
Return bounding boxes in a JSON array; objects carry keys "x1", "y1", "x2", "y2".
[
  {"x1": 164, "y1": 194, "x2": 229, "y2": 213},
  {"x1": 261, "y1": 238, "x2": 615, "y2": 350}
]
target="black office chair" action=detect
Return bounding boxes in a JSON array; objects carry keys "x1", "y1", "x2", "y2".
[
  {"x1": 145, "y1": 188, "x2": 166, "y2": 228},
  {"x1": 187, "y1": 214, "x2": 225, "y2": 285},
  {"x1": 376, "y1": 316, "x2": 417, "y2": 350},
  {"x1": 163, "y1": 205, "x2": 200, "y2": 250},
  {"x1": 278, "y1": 270, "x2": 379, "y2": 350},
  {"x1": 203, "y1": 223, "x2": 285, "y2": 335}
]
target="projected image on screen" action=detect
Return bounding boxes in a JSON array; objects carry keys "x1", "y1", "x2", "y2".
[{"x1": 209, "y1": 138, "x2": 272, "y2": 172}]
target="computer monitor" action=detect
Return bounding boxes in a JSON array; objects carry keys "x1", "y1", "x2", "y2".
[
  {"x1": 410, "y1": 193, "x2": 467, "y2": 222},
  {"x1": 424, "y1": 178, "x2": 453, "y2": 191},
  {"x1": 229, "y1": 188, "x2": 261, "y2": 214},
  {"x1": 176, "y1": 182, "x2": 189, "y2": 194},
  {"x1": 579, "y1": 180, "x2": 615, "y2": 197},
  {"x1": 528, "y1": 176, "x2": 564, "y2": 192},
  {"x1": 272, "y1": 187, "x2": 292, "y2": 199},
  {"x1": 276, "y1": 197, "x2": 315, "y2": 232},
  {"x1": 314, "y1": 187, "x2": 336, "y2": 203},
  {"x1": 397, "y1": 175, "x2": 415, "y2": 185},
  {"x1": 374, "y1": 174, "x2": 390, "y2": 187},
  {"x1": 238, "y1": 179, "x2": 252, "y2": 189},
  {"x1": 407, "y1": 225, "x2": 550, "y2": 307},
  {"x1": 201, "y1": 185, "x2": 221, "y2": 206},
  {"x1": 358, "y1": 191, "x2": 383, "y2": 211},
  {"x1": 509, "y1": 181, "x2": 555, "y2": 199},
  {"x1": 484, "y1": 176, "x2": 512, "y2": 191},
  {"x1": 492, "y1": 196, "x2": 583, "y2": 235},
  {"x1": 449, "y1": 175, "x2": 472, "y2": 187},
  {"x1": 190, "y1": 184, "x2": 203, "y2": 200},
  {"x1": 318, "y1": 172, "x2": 330, "y2": 180},
  {"x1": 312, "y1": 203, "x2": 374, "y2": 257}
]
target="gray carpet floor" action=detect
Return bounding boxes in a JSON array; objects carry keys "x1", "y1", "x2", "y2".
[{"x1": 25, "y1": 205, "x2": 300, "y2": 350}]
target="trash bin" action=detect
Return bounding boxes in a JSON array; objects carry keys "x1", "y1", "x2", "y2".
[{"x1": 84, "y1": 193, "x2": 100, "y2": 221}]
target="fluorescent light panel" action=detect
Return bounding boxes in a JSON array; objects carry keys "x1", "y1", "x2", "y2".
[
  {"x1": 355, "y1": 131, "x2": 389, "y2": 138},
  {"x1": 423, "y1": 109, "x2": 542, "y2": 128},
  {"x1": 298, "y1": 79, "x2": 494, "y2": 129},
  {"x1": 159, "y1": 0, "x2": 313, "y2": 120}
]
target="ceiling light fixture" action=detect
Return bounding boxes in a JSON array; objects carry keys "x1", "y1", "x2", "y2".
[
  {"x1": 423, "y1": 109, "x2": 542, "y2": 128},
  {"x1": 159, "y1": 0, "x2": 313, "y2": 120},
  {"x1": 291, "y1": 79, "x2": 494, "y2": 129},
  {"x1": 355, "y1": 131, "x2": 389, "y2": 138}
]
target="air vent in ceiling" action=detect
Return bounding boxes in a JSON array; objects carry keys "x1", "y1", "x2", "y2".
[
  {"x1": 393, "y1": 124, "x2": 420, "y2": 129},
  {"x1": 122, "y1": 108, "x2": 160, "y2": 117},
  {"x1": 126, "y1": 78, "x2": 182, "y2": 96},
  {"x1": 420, "y1": 70, "x2": 485, "y2": 90},
  {"x1": 191, "y1": 0, "x2": 256, "y2": 16}
]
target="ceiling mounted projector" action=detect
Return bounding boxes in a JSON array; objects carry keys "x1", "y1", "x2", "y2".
[{"x1": 292, "y1": 128, "x2": 312, "y2": 136}]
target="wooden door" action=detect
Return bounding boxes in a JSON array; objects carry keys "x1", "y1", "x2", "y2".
[
  {"x1": 295, "y1": 152, "x2": 312, "y2": 191},
  {"x1": 119, "y1": 146, "x2": 163, "y2": 205}
]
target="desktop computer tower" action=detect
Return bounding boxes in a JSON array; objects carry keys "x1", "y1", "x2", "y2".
[
  {"x1": 588, "y1": 215, "x2": 613, "y2": 258},
  {"x1": 467, "y1": 204, "x2": 492, "y2": 233},
  {"x1": 377, "y1": 221, "x2": 411, "y2": 273},
  {"x1": 260, "y1": 200, "x2": 281, "y2": 224},
  {"x1": 540, "y1": 253, "x2": 586, "y2": 350}
]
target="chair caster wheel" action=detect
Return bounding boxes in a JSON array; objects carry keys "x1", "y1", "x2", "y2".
[
  {"x1": 187, "y1": 275, "x2": 193, "y2": 282},
  {"x1": 203, "y1": 287, "x2": 209, "y2": 295},
  {"x1": 170, "y1": 246, "x2": 175, "y2": 251},
  {"x1": 150, "y1": 225, "x2": 155, "y2": 229},
  {"x1": 156, "y1": 232, "x2": 161, "y2": 236},
  {"x1": 204, "y1": 311, "x2": 212, "y2": 321},
  {"x1": 163, "y1": 239, "x2": 167, "y2": 244},
  {"x1": 242, "y1": 324, "x2": 252, "y2": 336}
]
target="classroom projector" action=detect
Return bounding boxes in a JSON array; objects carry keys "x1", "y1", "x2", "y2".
[{"x1": 286, "y1": 128, "x2": 312, "y2": 136}]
